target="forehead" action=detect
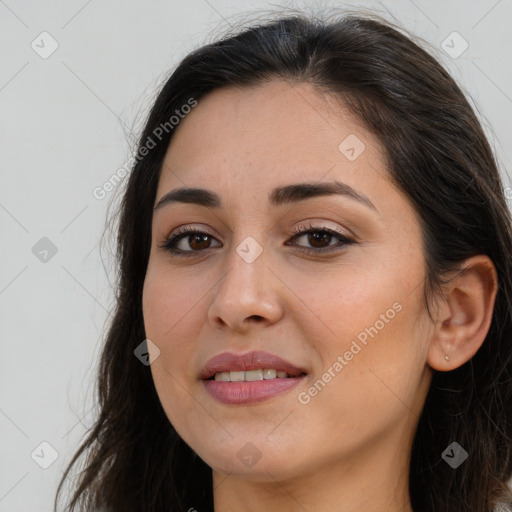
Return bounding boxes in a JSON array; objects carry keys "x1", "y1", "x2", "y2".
[{"x1": 157, "y1": 80, "x2": 391, "y2": 213}]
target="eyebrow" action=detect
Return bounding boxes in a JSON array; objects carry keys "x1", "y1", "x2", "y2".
[{"x1": 154, "y1": 180, "x2": 378, "y2": 213}]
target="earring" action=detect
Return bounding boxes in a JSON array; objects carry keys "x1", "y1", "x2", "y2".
[{"x1": 444, "y1": 354, "x2": 450, "y2": 361}]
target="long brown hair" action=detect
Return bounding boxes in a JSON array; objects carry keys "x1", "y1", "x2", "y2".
[{"x1": 55, "y1": 10, "x2": 512, "y2": 512}]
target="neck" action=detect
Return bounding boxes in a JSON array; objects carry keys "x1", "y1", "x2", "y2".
[{"x1": 211, "y1": 426, "x2": 414, "y2": 512}]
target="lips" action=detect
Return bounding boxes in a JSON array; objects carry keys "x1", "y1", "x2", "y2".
[{"x1": 199, "y1": 350, "x2": 307, "y2": 380}]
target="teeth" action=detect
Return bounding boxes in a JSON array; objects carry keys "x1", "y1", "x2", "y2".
[
  {"x1": 263, "y1": 368, "x2": 277, "y2": 379},
  {"x1": 246, "y1": 369, "x2": 263, "y2": 381},
  {"x1": 213, "y1": 368, "x2": 293, "y2": 381}
]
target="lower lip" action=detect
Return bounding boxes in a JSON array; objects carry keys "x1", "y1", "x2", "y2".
[{"x1": 203, "y1": 376, "x2": 306, "y2": 405}]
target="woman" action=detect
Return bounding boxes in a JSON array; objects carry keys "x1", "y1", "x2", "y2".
[{"x1": 54, "y1": 10, "x2": 512, "y2": 512}]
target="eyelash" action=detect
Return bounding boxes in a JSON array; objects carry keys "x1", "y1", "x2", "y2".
[{"x1": 158, "y1": 221, "x2": 356, "y2": 257}]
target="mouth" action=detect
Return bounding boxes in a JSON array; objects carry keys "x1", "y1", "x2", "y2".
[
  {"x1": 206, "y1": 368, "x2": 307, "y2": 381},
  {"x1": 200, "y1": 350, "x2": 308, "y2": 405},
  {"x1": 199, "y1": 350, "x2": 307, "y2": 381}
]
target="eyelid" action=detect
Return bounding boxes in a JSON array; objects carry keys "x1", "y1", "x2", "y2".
[
  {"x1": 157, "y1": 224, "x2": 219, "y2": 255},
  {"x1": 165, "y1": 219, "x2": 351, "y2": 241},
  {"x1": 286, "y1": 220, "x2": 356, "y2": 253},
  {"x1": 158, "y1": 220, "x2": 356, "y2": 257},
  {"x1": 290, "y1": 219, "x2": 352, "y2": 238},
  {"x1": 169, "y1": 223, "x2": 215, "y2": 237}
]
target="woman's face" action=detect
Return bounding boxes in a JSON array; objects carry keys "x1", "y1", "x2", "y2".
[{"x1": 142, "y1": 80, "x2": 434, "y2": 481}]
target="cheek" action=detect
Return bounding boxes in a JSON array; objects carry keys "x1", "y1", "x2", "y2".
[
  {"x1": 142, "y1": 267, "x2": 205, "y2": 429},
  {"x1": 289, "y1": 252, "x2": 427, "y2": 411},
  {"x1": 142, "y1": 265, "x2": 209, "y2": 406},
  {"x1": 142, "y1": 264, "x2": 206, "y2": 345},
  {"x1": 287, "y1": 259, "x2": 406, "y2": 350}
]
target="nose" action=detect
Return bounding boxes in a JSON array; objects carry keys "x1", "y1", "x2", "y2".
[{"x1": 207, "y1": 239, "x2": 284, "y2": 333}]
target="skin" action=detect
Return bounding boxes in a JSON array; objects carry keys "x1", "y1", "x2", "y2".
[{"x1": 142, "y1": 80, "x2": 498, "y2": 512}]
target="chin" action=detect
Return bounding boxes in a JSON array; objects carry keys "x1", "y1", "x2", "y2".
[{"x1": 195, "y1": 440, "x2": 310, "y2": 482}]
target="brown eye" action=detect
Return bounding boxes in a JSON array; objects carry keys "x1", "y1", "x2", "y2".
[
  {"x1": 159, "y1": 228, "x2": 221, "y2": 256},
  {"x1": 159, "y1": 224, "x2": 355, "y2": 258},
  {"x1": 303, "y1": 231, "x2": 334, "y2": 249},
  {"x1": 186, "y1": 233, "x2": 213, "y2": 251},
  {"x1": 288, "y1": 225, "x2": 355, "y2": 254}
]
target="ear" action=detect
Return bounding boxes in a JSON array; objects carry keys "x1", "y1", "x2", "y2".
[{"x1": 427, "y1": 255, "x2": 498, "y2": 371}]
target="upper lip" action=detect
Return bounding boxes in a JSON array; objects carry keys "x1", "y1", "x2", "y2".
[{"x1": 199, "y1": 350, "x2": 307, "y2": 380}]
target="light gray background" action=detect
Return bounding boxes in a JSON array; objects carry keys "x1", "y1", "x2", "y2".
[{"x1": 1, "y1": 1, "x2": 511, "y2": 510}]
